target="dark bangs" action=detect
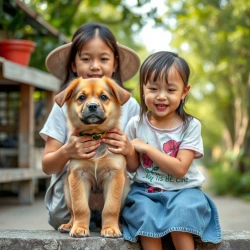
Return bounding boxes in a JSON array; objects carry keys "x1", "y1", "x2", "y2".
[{"x1": 140, "y1": 51, "x2": 190, "y2": 87}]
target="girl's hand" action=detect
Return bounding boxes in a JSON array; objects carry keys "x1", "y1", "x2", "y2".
[
  {"x1": 65, "y1": 132, "x2": 101, "y2": 159},
  {"x1": 131, "y1": 138, "x2": 148, "y2": 154},
  {"x1": 42, "y1": 131, "x2": 101, "y2": 175},
  {"x1": 101, "y1": 128, "x2": 133, "y2": 156}
]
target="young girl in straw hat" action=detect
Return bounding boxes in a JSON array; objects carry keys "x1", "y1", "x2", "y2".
[{"x1": 40, "y1": 22, "x2": 140, "y2": 230}]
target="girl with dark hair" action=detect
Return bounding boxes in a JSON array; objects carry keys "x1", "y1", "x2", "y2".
[
  {"x1": 104, "y1": 51, "x2": 222, "y2": 249},
  {"x1": 138, "y1": 51, "x2": 192, "y2": 126},
  {"x1": 40, "y1": 22, "x2": 140, "y2": 230}
]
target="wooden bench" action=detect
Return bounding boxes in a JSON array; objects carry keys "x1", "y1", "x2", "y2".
[
  {"x1": 0, "y1": 168, "x2": 47, "y2": 183},
  {"x1": 0, "y1": 57, "x2": 60, "y2": 204}
]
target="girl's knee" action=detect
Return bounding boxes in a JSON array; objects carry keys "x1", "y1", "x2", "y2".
[
  {"x1": 140, "y1": 236, "x2": 162, "y2": 250},
  {"x1": 171, "y1": 232, "x2": 194, "y2": 250}
]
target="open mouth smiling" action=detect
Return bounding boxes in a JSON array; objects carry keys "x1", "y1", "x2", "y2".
[{"x1": 155, "y1": 104, "x2": 168, "y2": 110}]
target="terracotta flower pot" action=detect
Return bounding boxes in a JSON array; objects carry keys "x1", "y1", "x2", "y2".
[{"x1": 0, "y1": 39, "x2": 36, "y2": 66}]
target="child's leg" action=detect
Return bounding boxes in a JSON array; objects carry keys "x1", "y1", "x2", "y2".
[
  {"x1": 140, "y1": 236, "x2": 162, "y2": 250},
  {"x1": 171, "y1": 232, "x2": 194, "y2": 250}
]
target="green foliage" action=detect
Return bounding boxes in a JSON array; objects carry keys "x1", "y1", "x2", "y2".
[
  {"x1": 209, "y1": 148, "x2": 250, "y2": 200},
  {"x1": 210, "y1": 163, "x2": 250, "y2": 201},
  {"x1": 208, "y1": 146, "x2": 250, "y2": 200},
  {"x1": 210, "y1": 163, "x2": 241, "y2": 196},
  {"x1": 0, "y1": 1, "x2": 27, "y2": 38}
]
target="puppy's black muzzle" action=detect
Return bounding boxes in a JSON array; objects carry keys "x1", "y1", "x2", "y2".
[
  {"x1": 80, "y1": 102, "x2": 106, "y2": 125},
  {"x1": 87, "y1": 103, "x2": 99, "y2": 112}
]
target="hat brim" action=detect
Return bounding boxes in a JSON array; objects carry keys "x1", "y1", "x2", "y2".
[{"x1": 45, "y1": 42, "x2": 140, "y2": 82}]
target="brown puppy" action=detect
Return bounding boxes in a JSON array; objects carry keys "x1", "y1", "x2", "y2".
[{"x1": 54, "y1": 76, "x2": 131, "y2": 238}]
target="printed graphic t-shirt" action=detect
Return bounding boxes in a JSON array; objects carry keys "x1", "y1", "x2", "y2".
[{"x1": 125, "y1": 114, "x2": 205, "y2": 191}]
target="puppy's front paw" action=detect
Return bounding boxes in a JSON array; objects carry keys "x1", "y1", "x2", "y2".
[
  {"x1": 70, "y1": 226, "x2": 90, "y2": 237},
  {"x1": 101, "y1": 227, "x2": 122, "y2": 238},
  {"x1": 58, "y1": 223, "x2": 72, "y2": 233}
]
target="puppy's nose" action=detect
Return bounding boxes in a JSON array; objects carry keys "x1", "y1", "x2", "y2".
[{"x1": 87, "y1": 103, "x2": 99, "y2": 112}]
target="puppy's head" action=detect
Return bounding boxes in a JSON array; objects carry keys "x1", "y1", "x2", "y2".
[{"x1": 55, "y1": 76, "x2": 131, "y2": 132}]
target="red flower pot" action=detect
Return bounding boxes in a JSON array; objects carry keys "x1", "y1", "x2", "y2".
[{"x1": 0, "y1": 39, "x2": 36, "y2": 66}]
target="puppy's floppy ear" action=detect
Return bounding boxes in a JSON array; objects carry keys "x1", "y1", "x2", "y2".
[
  {"x1": 54, "y1": 78, "x2": 81, "y2": 107},
  {"x1": 102, "y1": 76, "x2": 131, "y2": 105}
]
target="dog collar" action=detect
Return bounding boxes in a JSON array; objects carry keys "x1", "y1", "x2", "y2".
[{"x1": 78, "y1": 131, "x2": 107, "y2": 140}]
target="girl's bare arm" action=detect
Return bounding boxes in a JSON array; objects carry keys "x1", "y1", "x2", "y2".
[
  {"x1": 42, "y1": 137, "x2": 70, "y2": 175},
  {"x1": 132, "y1": 138, "x2": 195, "y2": 178},
  {"x1": 124, "y1": 144, "x2": 140, "y2": 173}
]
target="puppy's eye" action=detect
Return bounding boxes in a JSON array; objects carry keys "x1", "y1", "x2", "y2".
[
  {"x1": 100, "y1": 94, "x2": 108, "y2": 101},
  {"x1": 78, "y1": 94, "x2": 86, "y2": 102}
]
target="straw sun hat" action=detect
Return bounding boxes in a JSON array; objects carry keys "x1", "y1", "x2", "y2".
[{"x1": 46, "y1": 42, "x2": 140, "y2": 82}]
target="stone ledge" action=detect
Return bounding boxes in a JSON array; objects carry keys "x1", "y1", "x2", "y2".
[{"x1": 0, "y1": 230, "x2": 249, "y2": 250}]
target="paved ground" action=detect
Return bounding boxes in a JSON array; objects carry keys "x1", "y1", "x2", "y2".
[
  {"x1": 0, "y1": 196, "x2": 53, "y2": 230},
  {"x1": 0, "y1": 167, "x2": 250, "y2": 231},
  {"x1": 209, "y1": 193, "x2": 250, "y2": 230}
]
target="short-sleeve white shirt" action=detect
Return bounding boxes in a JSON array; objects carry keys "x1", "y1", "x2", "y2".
[{"x1": 125, "y1": 114, "x2": 205, "y2": 190}]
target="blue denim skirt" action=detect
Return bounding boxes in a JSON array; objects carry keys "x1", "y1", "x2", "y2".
[{"x1": 122, "y1": 182, "x2": 222, "y2": 243}]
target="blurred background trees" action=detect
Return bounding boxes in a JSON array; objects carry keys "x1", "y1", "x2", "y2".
[
  {"x1": 161, "y1": 0, "x2": 250, "y2": 199},
  {"x1": 1, "y1": 0, "x2": 250, "y2": 199}
]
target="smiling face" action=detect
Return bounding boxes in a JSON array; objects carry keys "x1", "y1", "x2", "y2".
[
  {"x1": 71, "y1": 36, "x2": 117, "y2": 80},
  {"x1": 143, "y1": 66, "x2": 190, "y2": 125}
]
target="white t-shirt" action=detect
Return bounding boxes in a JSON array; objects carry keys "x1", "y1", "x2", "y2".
[{"x1": 125, "y1": 114, "x2": 205, "y2": 191}]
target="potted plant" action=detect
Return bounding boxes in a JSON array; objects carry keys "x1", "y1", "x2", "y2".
[{"x1": 0, "y1": 1, "x2": 36, "y2": 66}]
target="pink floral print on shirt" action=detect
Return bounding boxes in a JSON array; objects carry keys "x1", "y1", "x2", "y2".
[
  {"x1": 163, "y1": 140, "x2": 181, "y2": 157},
  {"x1": 142, "y1": 153, "x2": 153, "y2": 168},
  {"x1": 147, "y1": 186, "x2": 164, "y2": 193}
]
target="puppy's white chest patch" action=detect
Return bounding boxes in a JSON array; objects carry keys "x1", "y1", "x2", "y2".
[{"x1": 93, "y1": 143, "x2": 109, "y2": 159}]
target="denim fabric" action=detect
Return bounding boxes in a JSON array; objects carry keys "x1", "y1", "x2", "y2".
[{"x1": 122, "y1": 182, "x2": 222, "y2": 243}]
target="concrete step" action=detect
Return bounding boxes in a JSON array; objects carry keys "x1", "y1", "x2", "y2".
[{"x1": 0, "y1": 230, "x2": 250, "y2": 250}]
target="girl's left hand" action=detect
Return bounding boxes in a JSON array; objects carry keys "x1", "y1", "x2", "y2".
[{"x1": 101, "y1": 128, "x2": 133, "y2": 156}]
